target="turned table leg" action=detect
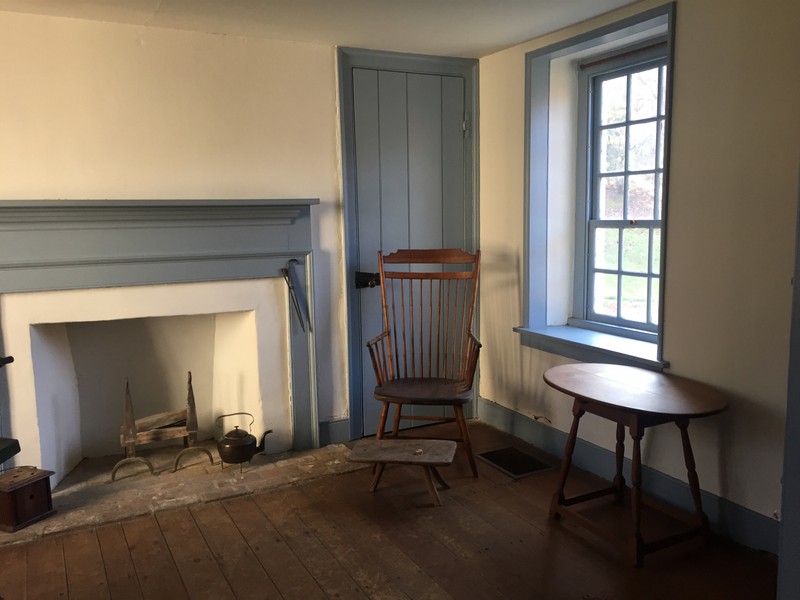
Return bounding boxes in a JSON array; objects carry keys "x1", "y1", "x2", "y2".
[
  {"x1": 614, "y1": 422, "x2": 626, "y2": 505},
  {"x1": 630, "y1": 420, "x2": 645, "y2": 567},
  {"x1": 550, "y1": 400, "x2": 585, "y2": 519},
  {"x1": 677, "y1": 418, "x2": 709, "y2": 531}
]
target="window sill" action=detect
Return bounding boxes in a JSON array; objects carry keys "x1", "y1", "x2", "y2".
[{"x1": 514, "y1": 325, "x2": 668, "y2": 371}]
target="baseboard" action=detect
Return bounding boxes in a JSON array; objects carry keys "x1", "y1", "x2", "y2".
[
  {"x1": 477, "y1": 397, "x2": 779, "y2": 555},
  {"x1": 318, "y1": 418, "x2": 351, "y2": 447}
]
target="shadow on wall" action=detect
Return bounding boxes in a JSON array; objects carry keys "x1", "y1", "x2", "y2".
[{"x1": 480, "y1": 247, "x2": 564, "y2": 419}]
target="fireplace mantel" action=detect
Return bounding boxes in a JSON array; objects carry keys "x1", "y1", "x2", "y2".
[
  {"x1": 0, "y1": 199, "x2": 321, "y2": 465},
  {"x1": 0, "y1": 199, "x2": 319, "y2": 293}
]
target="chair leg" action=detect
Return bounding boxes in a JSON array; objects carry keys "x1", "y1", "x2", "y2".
[
  {"x1": 391, "y1": 403, "x2": 403, "y2": 437},
  {"x1": 376, "y1": 402, "x2": 390, "y2": 440},
  {"x1": 454, "y1": 405, "x2": 478, "y2": 477}
]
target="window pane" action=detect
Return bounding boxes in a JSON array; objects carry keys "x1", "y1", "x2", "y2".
[
  {"x1": 598, "y1": 176, "x2": 624, "y2": 219},
  {"x1": 593, "y1": 273, "x2": 618, "y2": 317},
  {"x1": 600, "y1": 126, "x2": 625, "y2": 173},
  {"x1": 651, "y1": 228, "x2": 661, "y2": 274},
  {"x1": 657, "y1": 120, "x2": 665, "y2": 169},
  {"x1": 630, "y1": 67, "x2": 659, "y2": 121},
  {"x1": 659, "y1": 66, "x2": 667, "y2": 116},
  {"x1": 594, "y1": 228, "x2": 619, "y2": 270},
  {"x1": 621, "y1": 275, "x2": 647, "y2": 322},
  {"x1": 621, "y1": 228, "x2": 649, "y2": 273},
  {"x1": 650, "y1": 278, "x2": 660, "y2": 324},
  {"x1": 600, "y1": 75, "x2": 627, "y2": 125},
  {"x1": 628, "y1": 173, "x2": 655, "y2": 220},
  {"x1": 628, "y1": 122, "x2": 657, "y2": 170}
]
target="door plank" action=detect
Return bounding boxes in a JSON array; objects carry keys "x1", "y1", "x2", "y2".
[
  {"x1": 155, "y1": 508, "x2": 235, "y2": 600},
  {"x1": 441, "y1": 75, "x2": 467, "y2": 248},
  {"x1": 188, "y1": 501, "x2": 279, "y2": 599},
  {"x1": 62, "y1": 528, "x2": 111, "y2": 600},
  {"x1": 25, "y1": 536, "x2": 67, "y2": 599},
  {"x1": 377, "y1": 69, "x2": 410, "y2": 252},
  {"x1": 253, "y1": 488, "x2": 369, "y2": 600},
  {"x1": 122, "y1": 515, "x2": 188, "y2": 600},
  {"x1": 221, "y1": 495, "x2": 327, "y2": 600},
  {"x1": 0, "y1": 542, "x2": 26, "y2": 600},
  {"x1": 408, "y1": 72, "x2": 444, "y2": 249},
  {"x1": 96, "y1": 523, "x2": 143, "y2": 600}
]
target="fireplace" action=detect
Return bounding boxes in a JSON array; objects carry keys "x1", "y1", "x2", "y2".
[{"x1": 0, "y1": 200, "x2": 319, "y2": 485}]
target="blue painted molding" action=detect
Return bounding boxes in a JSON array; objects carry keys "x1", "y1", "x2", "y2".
[
  {"x1": 319, "y1": 418, "x2": 352, "y2": 447},
  {"x1": 477, "y1": 397, "x2": 779, "y2": 555}
]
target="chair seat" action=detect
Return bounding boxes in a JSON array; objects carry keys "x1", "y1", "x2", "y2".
[{"x1": 375, "y1": 378, "x2": 472, "y2": 405}]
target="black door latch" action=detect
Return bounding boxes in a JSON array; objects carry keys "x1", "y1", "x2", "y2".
[{"x1": 355, "y1": 271, "x2": 381, "y2": 289}]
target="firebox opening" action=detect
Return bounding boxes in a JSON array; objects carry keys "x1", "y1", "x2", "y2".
[{"x1": 2, "y1": 279, "x2": 293, "y2": 485}]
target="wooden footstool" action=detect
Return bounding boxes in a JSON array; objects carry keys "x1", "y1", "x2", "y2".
[{"x1": 348, "y1": 439, "x2": 457, "y2": 506}]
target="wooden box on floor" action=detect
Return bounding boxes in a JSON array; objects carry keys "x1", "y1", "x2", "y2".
[{"x1": 0, "y1": 466, "x2": 55, "y2": 532}]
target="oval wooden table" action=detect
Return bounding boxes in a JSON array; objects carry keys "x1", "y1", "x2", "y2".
[{"x1": 543, "y1": 363, "x2": 730, "y2": 566}]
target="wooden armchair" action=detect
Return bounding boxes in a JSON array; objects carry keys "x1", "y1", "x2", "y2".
[{"x1": 367, "y1": 249, "x2": 481, "y2": 477}]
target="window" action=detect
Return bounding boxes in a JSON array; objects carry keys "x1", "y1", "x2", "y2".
[
  {"x1": 571, "y1": 47, "x2": 668, "y2": 342},
  {"x1": 516, "y1": 4, "x2": 674, "y2": 369}
]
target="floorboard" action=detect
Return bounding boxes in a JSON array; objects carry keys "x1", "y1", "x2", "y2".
[
  {"x1": 155, "y1": 507, "x2": 235, "y2": 600},
  {"x1": 95, "y1": 523, "x2": 143, "y2": 600},
  {"x1": 62, "y1": 528, "x2": 111, "y2": 600},
  {"x1": 122, "y1": 515, "x2": 188, "y2": 600}
]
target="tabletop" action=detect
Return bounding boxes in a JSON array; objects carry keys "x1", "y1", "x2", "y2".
[{"x1": 543, "y1": 363, "x2": 730, "y2": 418}]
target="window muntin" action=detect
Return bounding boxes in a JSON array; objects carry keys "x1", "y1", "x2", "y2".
[{"x1": 584, "y1": 57, "x2": 668, "y2": 334}]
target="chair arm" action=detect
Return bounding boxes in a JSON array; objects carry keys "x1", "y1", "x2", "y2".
[
  {"x1": 462, "y1": 331, "x2": 482, "y2": 389},
  {"x1": 366, "y1": 330, "x2": 392, "y2": 385}
]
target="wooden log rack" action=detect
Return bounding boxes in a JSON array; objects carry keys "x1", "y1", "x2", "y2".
[{"x1": 111, "y1": 371, "x2": 213, "y2": 481}]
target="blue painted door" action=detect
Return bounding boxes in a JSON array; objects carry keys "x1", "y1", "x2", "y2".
[{"x1": 349, "y1": 64, "x2": 474, "y2": 436}]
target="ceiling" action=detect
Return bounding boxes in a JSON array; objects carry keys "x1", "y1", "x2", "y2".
[{"x1": 0, "y1": 0, "x2": 638, "y2": 58}]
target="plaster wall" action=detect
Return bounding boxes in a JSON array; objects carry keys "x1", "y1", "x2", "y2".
[
  {"x1": 479, "y1": 0, "x2": 800, "y2": 517},
  {"x1": 0, "y1": 11, "x2": 348, "y2": 425}
]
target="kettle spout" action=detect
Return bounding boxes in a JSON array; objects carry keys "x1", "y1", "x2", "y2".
[{"x1": 256, "y1": 429, "x2": 273, "y2": 454}]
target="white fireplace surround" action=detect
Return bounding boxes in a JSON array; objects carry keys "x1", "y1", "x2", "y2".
[{"x1": 0, "y1": 200, "x2": 319, "y2": 485}]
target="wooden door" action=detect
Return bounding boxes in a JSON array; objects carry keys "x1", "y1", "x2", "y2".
[{"x1": 339, "y1": 49, "x2": 478, "y2": 438}]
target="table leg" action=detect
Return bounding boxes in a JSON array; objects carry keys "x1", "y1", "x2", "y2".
[
  {"x1": 677, "y1": 419, "x2": 709, "y2": 531},
  {"x1": 630, "y1": 421, "x2": 645, "y2": 567},
  {"x1": 614, "y1": 423, "x2": 626, "y2": 504},
  {"x1": 550, "y1": 400, "x2": 585, "y2": 519}
]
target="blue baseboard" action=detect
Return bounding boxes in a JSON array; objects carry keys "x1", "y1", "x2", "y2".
[
  {"x1": 318, "y1": 418, "x2": 352, "y2": 447},
  {"x1": 477, "y1": 397, "x2": 779, "y2": 555}
]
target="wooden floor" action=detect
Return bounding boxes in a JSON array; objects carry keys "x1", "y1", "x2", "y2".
[{"x1": 0, "y1": 422, "x2": 776, "y2": 600}]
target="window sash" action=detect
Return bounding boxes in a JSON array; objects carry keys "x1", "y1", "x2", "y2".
[{"x1": 574, "y1": 48, "x2": 667, "y2": 336}]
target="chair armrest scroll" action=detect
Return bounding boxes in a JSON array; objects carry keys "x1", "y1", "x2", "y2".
[
  {"x1": 366, "y1": 330, "x2": 392, "y2": 385},
  {"x1": 463, "y1": 331, "x2": 482, "y2": 389}
]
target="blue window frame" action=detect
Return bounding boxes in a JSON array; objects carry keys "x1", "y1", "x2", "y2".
[{"x1": 515, "y1": 4, "x2": 675, "y2": 370}]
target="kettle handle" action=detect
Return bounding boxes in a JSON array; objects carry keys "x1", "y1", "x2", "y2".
[{"x1": 215, "y1": 412, "x2": 255, "y2": 431}]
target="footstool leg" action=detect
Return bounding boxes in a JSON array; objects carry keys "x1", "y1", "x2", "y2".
[
  {"x1": 422, "y1": 467, "x2": 443, "y2": 506},
  {"x1": 370, "y1": 462, "x2": 386, "y2": 492},
  {"x1": 430, "y1": 466, "x2": 450, "y2": 490}
]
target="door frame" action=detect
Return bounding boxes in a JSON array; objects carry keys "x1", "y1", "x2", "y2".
[{"x1": 338, "y1": 47, "x2": 479, "y2": 440}]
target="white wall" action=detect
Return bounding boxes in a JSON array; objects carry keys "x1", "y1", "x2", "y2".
[
  {"x1": 479, "y1": 0, "x2": 800, "y2": 518},
  {"x1": 0, "y1": 11, "x2": 348, "y2": 426}
]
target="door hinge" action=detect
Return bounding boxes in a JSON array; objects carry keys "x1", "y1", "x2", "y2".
[{"x1": 462, "y1": 117, "x2": 468, "y2": 136}]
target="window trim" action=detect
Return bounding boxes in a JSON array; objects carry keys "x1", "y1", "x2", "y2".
[{"x1": 515, "y1": 3, "x2": 675, "y2": 371}]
